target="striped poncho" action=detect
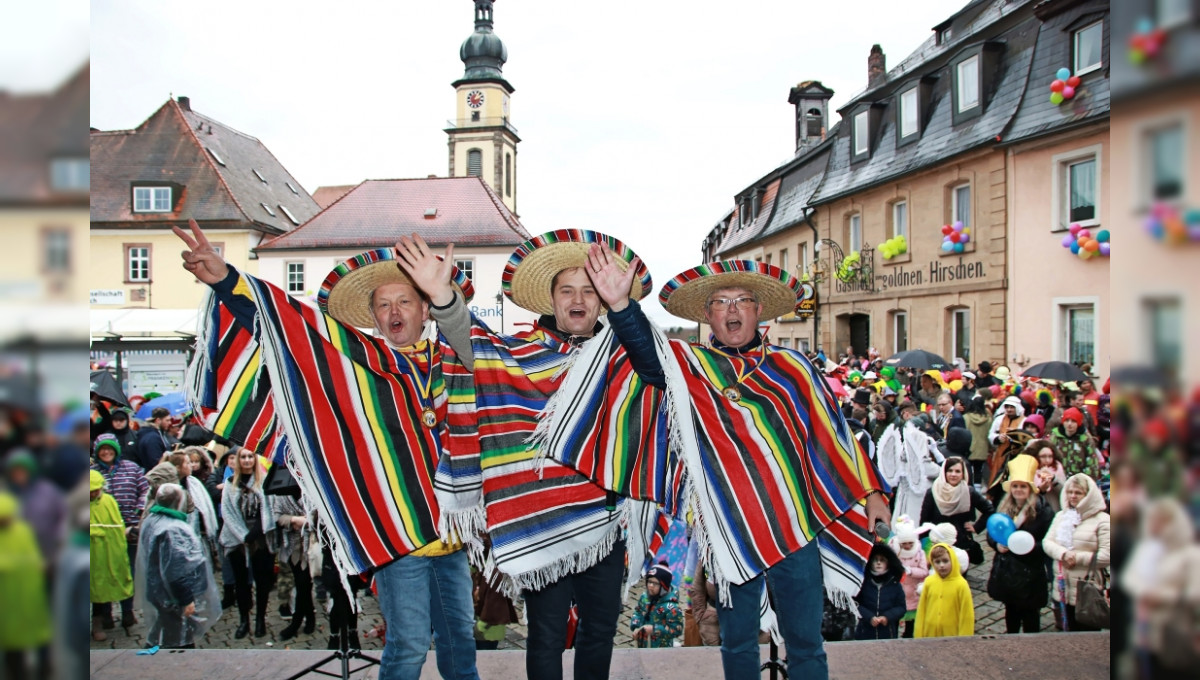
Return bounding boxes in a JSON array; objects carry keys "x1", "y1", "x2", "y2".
[
  {"x1": 538, "y1": 329, "x2": 884, "y2": 609},
  {"x1": 187, "y1": 271, "x2": 473, "y2": 582},
  {"x1": 436, "y1": 317, "x2": 666, "y2": 598}
]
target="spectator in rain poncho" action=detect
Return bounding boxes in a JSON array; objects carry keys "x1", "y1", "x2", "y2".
[
  {"x1": 136, "y1": 483, "x2": 222, "y2": 649},
  {"x1": 54, "y1": 477, "x2": 91, "y2": 680},
  {"x1": 90, "y1": 469, "x2": 132, "y2": 642},
  {"x1": 0, "y1": 491, "x2": 51, "y2": 680}
]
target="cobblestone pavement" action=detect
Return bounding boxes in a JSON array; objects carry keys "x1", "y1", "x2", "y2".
[{"x1": 90, "y1": 534, "x2": 1057, "y2": 653}]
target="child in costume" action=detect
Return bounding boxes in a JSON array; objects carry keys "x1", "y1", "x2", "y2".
[
  {"x1": 914, "y1": 543, "x2": 974, "y2": 638},
  {"x1": 888, "y1": 516, "x2": 929, "y2": 638},
  {"x1": 853, "y1": 542, "x2": 907, "y2": 640}
]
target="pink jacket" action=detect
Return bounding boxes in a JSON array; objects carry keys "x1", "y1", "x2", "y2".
[{"x1": 897, "y1": 548, "x2": 930, "y2": 611}]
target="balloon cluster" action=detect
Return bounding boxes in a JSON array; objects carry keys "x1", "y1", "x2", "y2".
[
  {"x1": 1061, "y1": 222, "x2": 1110, "y2": 259},
  {"x1": 1129, "y1": 17, "x2": 1168, "y2": 65},
  {"x1": 986, "y1": 513, "x2": 1035, "y2": 555},
  {"x1": 1049, "y1": 67, "x2": 1081, "y2": 105},
  {"x1": 1143, "y1": 202, "x2": 1200, "y2": 244},
  {"x1": 879, "y1": 235, "x2": 908, "y2": 260},
  {"x1": 940, "y1": 221, "x2": 970, "y2": 253},
  {"x1": 836, "y1": 252, "x2": 861, "y2": 282}
]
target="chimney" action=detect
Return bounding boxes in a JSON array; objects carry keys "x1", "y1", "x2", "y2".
[
  {"x1": 177, "y1": 95, "x2": 191, "y2": 111},
  {"x1": 867, "y1": 45, "x2": 886, "y2": 89}
]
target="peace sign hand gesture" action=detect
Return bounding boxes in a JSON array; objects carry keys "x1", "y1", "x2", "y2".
[
  {"x1": 585, "y1": 242, "x2": 640, "y2": 313},
  {"x1": 172, "y1": 219, "x2": 229, "y2": 285}
]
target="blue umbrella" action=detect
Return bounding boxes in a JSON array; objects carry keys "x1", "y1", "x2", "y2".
[
  {"x1": 54, "y1": 404, "x2": 93, "y2": 437},
  {"x1": 134, "y1": 392, "x2": 191, "y2": 420}
]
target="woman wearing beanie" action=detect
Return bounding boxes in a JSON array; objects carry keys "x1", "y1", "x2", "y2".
[
  {"x1": 986, "y1": 455, "x2": 1054, "y2": 634},
  {"x1": 1042, "y1": 474, "x2": 1110, "y2": 631},
  {"x1": 631, "y1": 564, "x2": 684, "y2": 648},
  {"x1": 1049, "y1": 407, "x2": 1101, "y2": 482},
  {"x1": 920, "y1": 455, "x2": 993, "y2": 567},
  {"x1": 1022, "y1": 413, "x2": 1046, "y2": 439}
]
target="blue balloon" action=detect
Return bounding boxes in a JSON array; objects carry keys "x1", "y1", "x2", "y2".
[
  {"x1": 941, "y1": 240, "x2": 954, "y2": 252},
  {"x1": 1070, "y1": 242, "x2": 1081, "y2": 254},
  {"x1": 1056, "y1": 67, "x2": 1071, "y2": 81},
  {"x1": 1135, "y1": 17, "x2": 1154, "y2": 34},
  {"x1": 953, "y1": 242, "x2": 965, "y2": 253},
  {"x1": 987, "y1": 513, "x2": 1016, "y2": 546}
]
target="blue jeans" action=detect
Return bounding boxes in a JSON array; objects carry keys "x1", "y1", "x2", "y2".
[
  {"x1": 715, "y1": 541, "x2": 827, "y2": 680},
  {"x1": 372, "y1": 550, "x2": 478, "y2": 680}
]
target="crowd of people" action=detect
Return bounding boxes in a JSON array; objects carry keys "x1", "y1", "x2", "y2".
[{"x1": 82, "y1": 220, "x2": 1131, "y2": 680}]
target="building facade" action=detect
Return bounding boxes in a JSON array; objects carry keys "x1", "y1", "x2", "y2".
[{"x1": 701, "y1": 0, "x2": 1111, "y2": 377}]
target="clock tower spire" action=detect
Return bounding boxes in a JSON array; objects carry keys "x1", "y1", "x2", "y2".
[{"x1": 447, "y1": 0, "x2": 519, "y2": 215}]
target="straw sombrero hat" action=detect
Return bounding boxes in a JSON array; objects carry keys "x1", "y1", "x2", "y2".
[
  {"x1": 658, "y1": 260, "x2": 800, "y2": 323},
  {"x1": 501, "y1": 229, "x2": 652, "y2": 316},
  {"x1": 318, "y1": 248, "x2": 474, "y2": 329}
]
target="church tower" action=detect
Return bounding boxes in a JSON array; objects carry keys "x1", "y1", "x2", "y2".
[{"x1": 447, "y1": 0, "x2": 519, "y2": 215}]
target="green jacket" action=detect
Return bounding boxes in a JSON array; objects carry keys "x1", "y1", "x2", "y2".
[
  {"x1": 1048, "y1": 426, "x2": 1100, "y2": 480},
  {"x1": 0, "y1": 511, "x2": 51, "y2": 648}
]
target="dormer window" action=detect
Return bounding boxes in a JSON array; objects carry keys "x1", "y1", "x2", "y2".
[
  {"x1": 937, "y1": 26, "x2": 952, "y2": 46},
  {"x1": 850, "y1": 104, "x2": 882, "y2": 163},
  {"x1": 854, "y1": 111, "x2": 870, "y2": 155},
  {"x1": 50, "y1": 158, "x2": 89, "y2": 191},
  {"x1": 956, "y1": 56, "x2": 980, "y2": 113},
  {"x1": 1073, "y1": 21, "x2": 1103, "y2": 76},
  {"x1": 899, "y1": 87, "x2": 919, "y2": 139},
  {"x1": 133, "y1": 186, "x2": 172, "y2": 213}
]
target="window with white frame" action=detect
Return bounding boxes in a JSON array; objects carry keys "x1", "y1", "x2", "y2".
[
  {"x1": 50, "y1": 158, "x2": 89, "y2": 191},
  {"x1": 900, "y1": 87, "x2": 919, "y2": 138},
  {"x1": 1068, "y1": 158, "x2": 1097, "y2": 223},
  {"x1": 956, "y1": 56, "x2": 980, "y2": 112},
  {"x1": 133, "y1": 186, "x2": 172, "y2": 213},
  {"x1": 893, "y1": 311, "x2": 908, "y2": 353},
  {"x1": 43, "y1": 228, "x2": 70, "y2": 272},
  {"x1": 798, "y1": 338, "x2": 811, "y2": 354},
  {"x1": 1062, "y1": 304, "x2": 1095, "y2": 366},
  {"x1": 849, "y1": 213, "x2": 862, "y2": 253},
  {"x1": 286, "y1": 262, "x2": 305, "y2": 294},
  {"x1": 951, "y1": 308, "x2": 970, "y2": 364},
  {"x1": 1073, "y1": 21, "x2": 1103, "y2": 76},
  {"x1": 1146, "y1": 122, "x2": 1184, "y2": 202},
  {"x1": 1144, "y1": 297, "x2": 1181, "y2": 375},
  {"x1": 454, "y1": 259, "x2": 475, "y2": 282},
  {"x1": 777, "y1": 338, "x2": 791, "y2": 349},
  {"x1": 892, "y1": 201, "x2": 908, "y2": 240},
  {"x1": 1157, "y1": 0, "x2": 1192, "y2": 28},
  {"x1": 127, "y1": 245, "x2": 150, "y2": 282},
  {"x1": 779, "y1": 249, "x2": 789, "y2": 275},
  {"x1": 854, "y1": 111, "x2": 870, "y2": 155},
  {"x1": 952, "y1": 183, "x2": 971, "y2": 228}
]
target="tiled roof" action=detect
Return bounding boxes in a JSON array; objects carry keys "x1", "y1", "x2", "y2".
[
  {"x1": 90, "y1": 97, "x2": 320, "y2": 232},
  {"x1": 812, "y1": 11, "x2": 1040, "y2": 203},
  {"x1": 0, "y1": 63, "x2": 89, "y2": 205},
  {"x1": 761, "y1": 150, "x2": 831, "y2": 239},
  {"x1": 256, "y1": 176, "x2": 530, "y2": 250},
  {"x1": 312, "y1": 185, "x2": 357, "y2": 209},
  {"x1": 710, "y1": 178, "x2": 782, "y2": 256}
]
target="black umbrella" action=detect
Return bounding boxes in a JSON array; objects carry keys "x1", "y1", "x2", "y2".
[
  {"x1": 89, "y1": 370, "x2": 130, "y2": 407},
  {"x1": 1019, "y1": 361, "x2": 1088, "y2": 383},
  {"x1": 882, "y1": 349, "x2": 950, "y2": 371}
]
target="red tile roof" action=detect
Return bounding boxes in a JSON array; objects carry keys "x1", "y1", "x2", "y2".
[
  {"x1": 0, "y1": 63, "x2": 89, "y2": 205},
  {"x1": 311, "y1": 184, "x2": 357, "y2": 209},
  {"x1": 257, "y1": 176, "x2": 530, "y2": 250}
]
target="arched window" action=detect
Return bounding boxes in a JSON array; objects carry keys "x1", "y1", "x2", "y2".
[
  {"x1": 806, "y1": 107, "x2": 823, "y2": 137},
  {"x1": 467, "y1": 149, "x2": 483, "y2": 177}
]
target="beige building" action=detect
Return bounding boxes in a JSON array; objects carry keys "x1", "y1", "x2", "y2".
[{"x1": 701, "y1": 0, "x2": 1110, "y2": 378}]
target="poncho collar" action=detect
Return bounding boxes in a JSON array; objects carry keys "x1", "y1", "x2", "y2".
[
  {"x1": 149, "y1": 504, "x2": 188, "y2": 521},
  {"x1": 709, "y1": 331, "x2": 763, "y2": 355}
]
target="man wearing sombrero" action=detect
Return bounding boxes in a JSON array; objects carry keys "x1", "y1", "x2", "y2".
[
  {"x1": 174, "y1": 221, "x2": 479, "y2": 680},
  {"x1": 534, "y1": 259, "x2": 890, "y2": 680},
  {"x1": 393, "y1": 229, "x2": 664, "y2": 680}
]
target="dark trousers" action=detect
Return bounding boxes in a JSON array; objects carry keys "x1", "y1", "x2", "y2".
[
  {"x1": 289, "y1": 560, "x2": 314, "y2": 619},
  {"x1": 523, "y1": 540, "x2": 625, "y2": 680},
  {"x1": 1004, "y1": 603, "x2": 1041, "y2": 633},
  {"x1": 229, "y1": 543, "x2": 276, "y2": 622},
  {"x1": 322, "y1": 548, "x2": 361, "y2": 637}
]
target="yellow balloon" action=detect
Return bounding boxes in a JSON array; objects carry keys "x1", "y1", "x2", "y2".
[{"x1": 948, "y1": 379, "x2": 963, "y2": 392}]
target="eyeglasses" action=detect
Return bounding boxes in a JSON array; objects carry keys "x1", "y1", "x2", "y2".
[{"x1": 707, "y1": 296, "x2": 757, "y2": 311}]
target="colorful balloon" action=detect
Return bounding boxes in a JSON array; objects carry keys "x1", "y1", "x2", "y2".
[
  {"x1": 953, "y1": 220, "x2": 964, "y2": 231},
  {"x1": 1067, "y1": 75, "x2": 1081, "y2": 89},
  {"x1": 1078, "y1": 229, "x2": 1091, "y2": 240},
  {"x1": 1068, "y1": 223, "x2": 1082, "y2": 235},
  {"x1": 941, "y1": 240, "x2": 954, "y2": 252},
  {"x1": 1096, "y1": 229, "x2": 1110, "y2": 243},
  {"x1": 1062, "y1": 86, "x2": 1075, "y2": 99},
  {"x1": 1099, "y1": 243, "x2": 1111, "y2": 256},
  {"x1": 953, "y1": 242, "x2": 965, "y2": 253},
  {"x1": 950, "y1": 232, "x2": 961, "y2": 243},
  {"x1": 1070, "y1": 242, "x2": 1081, "y2": 254},
  {"x1": 987, "y1": 513, "x2": 1016, "y2": 546},
  {"x1": 960, "y1": 232, "x2": 970, "y2": 244},
  {"x1": 1056, "y1": 67, "x2": 1072, "y2": 81},
  {"x1": 1050, "y1": 92, "x2": 1064, "y2": 105},
  {"x1": 942, "y1": 224, "x2": 952, "y2": 235},
  {"x1": 1062, "y1": 234, "x2": 1074, "y2": 248},
  {"x1": 1050, "y1": 79, "x2": 1065, "y2": 92}
]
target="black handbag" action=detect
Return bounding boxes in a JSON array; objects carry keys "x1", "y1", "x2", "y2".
[{"x1": 1073, "y1": 547, "x2": 1109, "y2": 629}]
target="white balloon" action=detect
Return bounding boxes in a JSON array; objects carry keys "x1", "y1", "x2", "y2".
[{"x1": 1007, "y1": 530, "x2": 1035, "y2": 555}]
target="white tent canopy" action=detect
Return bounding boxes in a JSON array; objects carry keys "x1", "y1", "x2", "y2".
[{"x1": 90, "y1": 308, "x2": 201, "y2": 341}]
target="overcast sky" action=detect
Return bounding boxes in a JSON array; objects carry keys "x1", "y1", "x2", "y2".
[{"x1": 83, "y1": 0, "x2": 968, "y2": 329}]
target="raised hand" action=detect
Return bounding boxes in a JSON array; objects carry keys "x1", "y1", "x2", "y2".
[
  {"x1": 585, "y1": 242, "x2": 639, "y2": 313},
  {"x1": 173, "y1": 219, "x2": 228, "y2": 285},
  {"x1": 394, "y1": 234, "x2": 456, "y2": 307}
]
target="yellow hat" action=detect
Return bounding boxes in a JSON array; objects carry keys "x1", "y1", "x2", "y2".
[
  {"x1": 90, "y1": 469, "x2": 105, "y2": 492},
  {"x1": 0, "y1": 492, "x2": 16, "y2": 521},
  {"x1": 1003, "y1": 454, "x2": 1040, "y2": 493}
]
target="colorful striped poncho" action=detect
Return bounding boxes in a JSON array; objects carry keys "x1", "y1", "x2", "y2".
[
  {"x1": 536, "y1": 328, "x2": 885, "y2": 610},
  {"x1": 186, "y1": 272, "x2": 474, "y2": 583},
  {"x1": 436, "y1": 317, "x2": 666, "y2": 598}
]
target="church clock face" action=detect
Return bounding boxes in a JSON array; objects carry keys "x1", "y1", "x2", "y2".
[{"x1": 466, "y1": 90, "x2": 485, "y2": 109}]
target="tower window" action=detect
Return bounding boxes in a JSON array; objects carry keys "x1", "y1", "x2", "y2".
[
  {"x1": 505, "y1": 153, "x2": 512, "y2": 197},
  {"x1": 467, "y1": 149, "x2": 483, "y2": 177},
  {"x1": 806, "y1": 108, "x2": 823, "y2": 137},
  {"x1": 471, "y1": 111, "x2": 480, "y2": 122}
]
